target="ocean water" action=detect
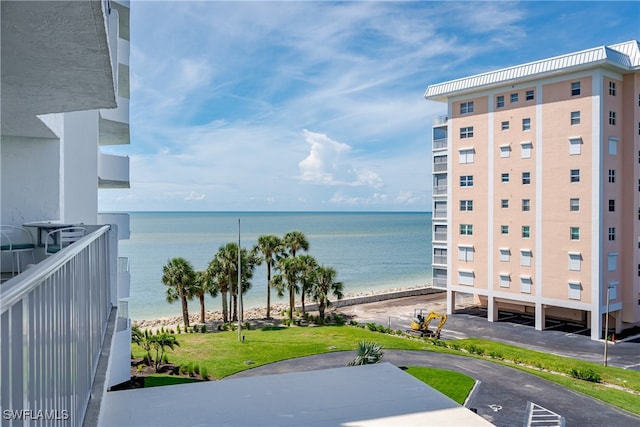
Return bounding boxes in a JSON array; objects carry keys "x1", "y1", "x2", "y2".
[{"x1": 121, "y1": 212, "x2": 432, "y2": 320}]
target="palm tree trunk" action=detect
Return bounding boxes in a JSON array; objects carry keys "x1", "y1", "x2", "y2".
[
  {"x1": 301, "y1": 291, "x2": 306, "y2": 315},
  {"x1": 181, "y1": 295, "x2": 190, "y2": 327},
  {"x1": 221, "y1": 291, "x2": 228, "y2": 323},
  {"x1": 266, "y1": 263, "x2": 272, "y2": 319},
  {"x1": 318, "y1": 301, "x2": 325, "y2": 322},
  {"x1": 232, "y1": 294, "x2": 238, "y2": 321},
  {"x1": 289, "y1": 287, "x2": 294, "y2": 321},
  {"x1": 199, "y1": 294, "x2": 205, "y2": 323}
]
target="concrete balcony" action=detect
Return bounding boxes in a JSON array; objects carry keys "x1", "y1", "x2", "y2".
[
  {"x1": 98, "y1": 213, "x2": 130, "y2": 240},
  {"x1": 99, "y1": 97, "x2": 130, "y2": 146},
  {"x1": 433, "y1": 138, "x2": 448, "y2": 151},
  {"x1": 432, "y1": 115, "x2": 448, "y2": 126},
  {"x1": 117, "y1": 257, "x2": 130, "y2": 299},
  {"x1": 98, "y1": 151, "x2": 130, "y2": 189}
]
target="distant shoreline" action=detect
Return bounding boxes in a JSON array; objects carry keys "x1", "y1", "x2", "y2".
[{"x1": 132, "y1": 284, "x2": 440, "y2": 329}]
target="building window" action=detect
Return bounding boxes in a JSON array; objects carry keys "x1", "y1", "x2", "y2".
[
  {"x1": 460, "y1": 224, "x2": 473, "y2": 235},
  {"x1": 510, "y1": 93, "x2": 518, "y2": 103},
  {"x1": 609, "y1": 199, "x2": 615, "y2": 212},
  {"x1": 522, "y1": 172, "x2": 531, "y2": 185},
  {"x1": 522, "y1": 118, "x2": 531, "y2": 131},
  {"x1": 499, "y1": 248, "x2": 510, "y2": 262},
  {"x1": 501, "y1": 199, "x2": 509, "y2": 208},
  {"x1": 501, "y1": 173, "x2": 510, "y2": 183},
  {"x1": 522, "y1": 199, "x2": 530, "y2": 211},
  {"x1": 520, "y1": 276, "x2": 532, "y2": 294},
  {"x1": 608, "y1": 227, "x2": 616, "y2": 241},
  {"x1": 570, "y1": 227, "x2": 580, "y2": 240},
  {"x1": 458, "y1": 245, "x2": 474, "y2": 262},
  {"x1": 460, "y1": 175, "x2": 474, "y2": 187},
  {"x1": 571, "y1": 81, "x2": 581, "y2": 96},
  {"x1": 568, "y1": 282, "x2": 582, "y2": 300},
  {"x1": 459, "y1": 148, "x2": 475, "y2": 164},
  {"x1": 520, "y1": 249, "x2": 532, "y2": 266},
  {"x1": 609, "y1": 81, "x2": 616, "y2": 96},
  {"x1": 569, "y1": 137, "x2": 582, "y2": 155},
  {"x1": 569, "y1": 252, "x2": 581, "y2": 271},
  {"x1": 526, "y1": 90, "x2": 534, "y2": 101},
  {"x1": 609, "y1": 283, "x2": 618, "y2": 300},
  {"x1": 496, "y1": 95, "x2": 504, "y2": 108},
  {"x1": 522, "y1": 226, "x2": 531, "y2": 239},
  {"x1": 460, "y1": 200, "x2": 473, "y2": 211},
  {"x1": 501, "y1": 225, "x2": 509, "y2": 235},
  {"x1": 499, "y1": 145, "x2": 511, "y2": 158},
  {"x1": 608, "y1": 169, "x2": 615, "y2": 183},
  {"x1": 521, "y1": 142, "x2": 532, "y2": 159},
  {"x1": 499, "y1": 274, "x2": 511, "y2": 288},
  {"x1": 608, "y1": 138, "x2": 618, "y2": 155},
  {"x1": 460, "y1": 101, "x2": 474, "y2": 114},
  {"x1": 570, "y1": 198, "x2": 580, "y2": 212},
  {"x1": 501, "y1": 121, "x2": 509, "y2": 131},
  {"x1": 570, "y1": 169, "x2": 580, "y2": 183},
  {"x1": 638, "y1": 122, "x2": 640, "y2": 136},
  {"x1": 570, "y1": 111, "x2": 580, "y2": 125},
  {"x1": 609, "y1": 111, "x2": 616, "y2": 125},
  {"x1": 460, "y1": 126, "x2": 474, "y2": 138},
  {"x1": 608, "y1": 253, "x2": 617, "y2": 271},
  {"x1": 458, "y1": 270, "x2": 474, "y2": 286}
]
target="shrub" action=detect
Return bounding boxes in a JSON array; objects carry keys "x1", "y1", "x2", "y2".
[
  {"x1": 366, "y1": 322, "x2": 378, "y2": 331},
  {"x1": 334, "y1": 314, "x2": 345, "y2": 325},
  {"x1": 448, "y1": 342, "x2": 460, "y2": 351},
  {"x1": 176, "y1": 325, "x2": 181, "y2": 334},
  {"x1": 186, "y1": 363, "x2": 195, "y2": 376},
  {"x1": 136, "y1": 364, "x2": 144, "y2": 373},
  {"x1": 179, "y1": 363, "x2": 189, "y2": 375},
  {"x1": 347, "y1": 341, "x2": 384, "y2": 366},
  {"x1": 161, "y1": 353, "x2": 168, "y2": 364},
  {"x1": 466, "y1": 344, "x2": 485, "y2": 355},
  {"x1": 395, "y1": 329, "x2": 403, "y2": 335},
  {"x1": 349, "y1": 320, "x2": 359, "y2": 326},
  {"x1": 193, "y1": 364, "x2": 200, "y2": 375},
  {"x1": 570, "y1": 368, "x2": 601, "y2": 383},
  {"x1": 201, "y1": 325, "x2": 207, "y2": 333},
  {"x1": 200, "y1": 366, "x2": 210, "y2": 380},
  {"x1": 488, "y1": 351, "x2": 503, "y2": 360}
]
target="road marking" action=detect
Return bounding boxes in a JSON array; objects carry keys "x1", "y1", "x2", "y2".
[{"x1": 488, "y1": 404, "x2": 502, "y2": 412}]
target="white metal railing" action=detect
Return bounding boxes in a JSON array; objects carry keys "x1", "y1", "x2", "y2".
[
  {"x1": 432, "y1": 115, "x2": 448, "y2": 126},
  {"x1": 0, "y1": 225, "x2": 115, "y2": 427},
  {"x1": 433, "y1": 185, "x2": 447, "y2": 195},
  {"x1": 433, "y1": 138, "x2": 448, "y2": 150},
  {"x1": 433, "y1": 209, "x2": 447, "y2": 219},
  {"x1": 433, "y1": 162, "x2": 447, "y2": 173}
]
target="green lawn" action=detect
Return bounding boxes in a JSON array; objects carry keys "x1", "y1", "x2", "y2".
[
  {"x1": 405, "y1": 367, "x2": 476, "y2": 404},
  {"x1": 132, "y1": 325, "x2": 640, "y2": 415}
]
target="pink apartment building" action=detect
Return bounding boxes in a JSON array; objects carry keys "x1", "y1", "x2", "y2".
[{"x1": 425, "y1": 40, "x2": 640, "y2": 341}]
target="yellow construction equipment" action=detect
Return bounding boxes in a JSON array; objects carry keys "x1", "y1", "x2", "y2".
[{"x1": 407, "y1": 308, "x2": 447, "y2": 339}]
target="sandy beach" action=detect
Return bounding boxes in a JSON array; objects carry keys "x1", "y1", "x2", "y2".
[{"x1": 132, "y1": 285, "x2": 456, "y2": 331}]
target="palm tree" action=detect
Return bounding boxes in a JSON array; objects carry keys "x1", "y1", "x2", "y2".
[
  {"x1": 347, "y1": 341, "x2": 384, "y2": 366},
  {"x1": 208, "y1": 243, "x2": 235, "y2": 323},
  {"x1": 150, "y1": 333, "x2": 180, "y2": 372},
  {"x1": 309, "y1": 265, "x2": 344, "y2": 322},
  {"x1": 252, "y1": 234, "x2": 283, "y2": 319},
  {"x1": 283, "y1": 230, "x2": 309, "y2": 258},
  {"x1": 192, "y1": 270, "x2": 218, "y2": 323},
  {"x1": 162, "y1": 257, "x2": 196, "y2": 328},
  {"x1": 208, "y1": 242, "x2": 257, "y2": 322},
  {"x1": 298, "y1": 254, "x2": 318, "y2": 315},
  {"x1": 273, "y1": 256, "x2": 304, "y2": 321}
]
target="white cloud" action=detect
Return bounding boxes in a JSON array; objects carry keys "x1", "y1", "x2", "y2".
[{"x1": 185, "y1": 191, "x2": 205, "y2": 201}]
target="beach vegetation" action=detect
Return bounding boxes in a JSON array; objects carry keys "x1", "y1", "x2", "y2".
[
  {"x1": 207, "y1": 242, "x2": 257, "y2": 323},
  {"x1": 192, "y1": 269, "x2": 218, "y2": 323},
  {"x1": 347, "y1": 341, "x2": 384, "y2": 366},
  {"x1": 162, "y1": 257, "x2": 196, "y2": 328},
  {"x1": 297, "y1": 254, "x2": 318, "y2": 314},
  {"x1": 307, "y1": 265, "x2": 344, "y2": 322},
  {"x1": 272, "y1": 256, "x2": 306, "y2": 322},
  {"x1": 251, "y1": 234, "x2": 284, "y2": 319}
]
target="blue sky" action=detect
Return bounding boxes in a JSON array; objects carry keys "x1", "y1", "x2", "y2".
[{"x1": 99, "y1": 1, "x2": 640, "y2": 212}]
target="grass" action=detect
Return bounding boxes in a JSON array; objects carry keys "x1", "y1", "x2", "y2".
[
  {"x1": 132, "y1": 325, "x2": 640, "y2": 415},
  {"x1": 404, "y1": 367, "x2": 476, "y2": 404},
  {"x1": 144, "y1": 375, "x2": 199, "y2": 388}
]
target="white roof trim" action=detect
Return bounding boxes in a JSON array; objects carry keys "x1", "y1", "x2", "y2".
[{"x1": 425, "y1": 40, "x2": 640, "y2": 101}]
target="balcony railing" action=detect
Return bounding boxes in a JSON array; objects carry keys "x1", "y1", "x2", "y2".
[
  {"x1": 433, "y1": 209, "x2": 447, "y2": 219},
  {"x1": 433, "y1": 185, "x2": 448, "y2": 195},
  {"x1": 432, "y1": 115, "x2": 448, "y2": 126},
  {"x1": 433, "y1": 162, "x2": 447, "y2": 173},
  {"x1": 433, "y1": 138, "x2": 448, "y2": 150},
  {"x1": 433, "y1": 232, "x2": 447, "y2": 242},
  {"x1": 0, "y1": 225, "x2": 116, "y2": 427}
]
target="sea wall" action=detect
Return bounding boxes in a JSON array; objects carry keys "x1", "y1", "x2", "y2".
[{"x1": 299, "y1": 286, "x2": 444, "y2": 311}]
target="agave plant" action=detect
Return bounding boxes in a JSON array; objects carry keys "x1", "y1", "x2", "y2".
[{"x1": 347, "y1": 341, "x2": 384, "y2": 366}]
